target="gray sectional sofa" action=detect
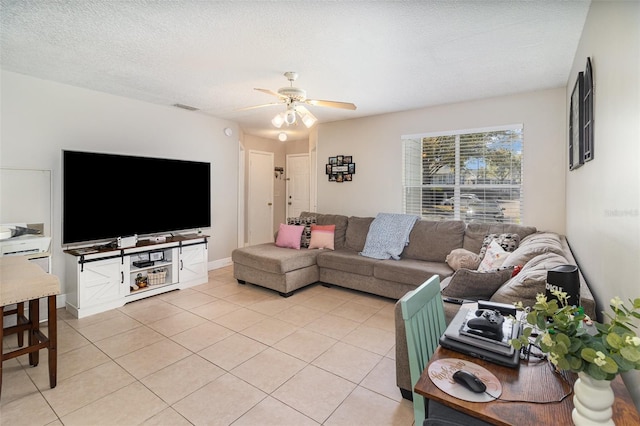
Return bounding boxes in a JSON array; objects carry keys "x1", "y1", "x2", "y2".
[
  {"x1": 232, "y1": 212, "x2": 465, "y2": 299},
  {"x1": 231, "y1": 211, "x2": 596, "y2": 400}
]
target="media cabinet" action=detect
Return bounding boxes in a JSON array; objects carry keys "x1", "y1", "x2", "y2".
[{"x1": 64, "y1": 235, "x2": 208, "y2": 318}]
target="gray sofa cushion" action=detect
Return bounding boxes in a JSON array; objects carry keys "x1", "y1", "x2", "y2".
[
  {"x1": 374, "y1": 258, "x2": 454, "y2": 286},
  {"x1": 441, "y1": 267, "x2": 514, "y2": 300},
  {"x1": 345, "y1": 216, "x2": 374, "y2": 251},
  {"x1": 490, "y1": 252, "x2": 569, "y2": 308},
  {"x1": 402, "y1": 220, "x2": 465, "y2": 262},
  {"x1": 231, "y1": 243, "x2": 319, "y2": 274},
  {"x1": 316, "y1": 249, "x2": 379, "y2": 276},
  {"x1": 301, "y1": 212, "x2": 348, "y2": 250},
  {"x1": 501, "y1": 232, "x2": 564, "y2": 267},
  {"x1": 463, "y1": 223, "x2": 537, "y2": 254}
]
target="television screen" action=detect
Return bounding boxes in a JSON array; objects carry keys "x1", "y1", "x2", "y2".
[{"x1": 62, "y1": 150, "x2": 211, "y2": 245}]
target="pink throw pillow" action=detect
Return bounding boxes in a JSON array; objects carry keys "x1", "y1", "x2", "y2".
[
  {"x1": 275, "y1": 223, "x2": 304, "y2": 249},
  {"x1": 309, "y1": 224, "x2": 335, "y2": 250}
]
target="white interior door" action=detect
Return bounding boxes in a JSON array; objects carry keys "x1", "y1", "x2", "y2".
[
  {"x1": 248, "y1": 150, "x2": 274, "y2": 245},
  {"x1": 286, "y1": 154, "x2": 310, "y2": 217}
]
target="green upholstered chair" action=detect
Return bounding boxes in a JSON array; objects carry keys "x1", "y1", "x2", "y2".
[{"x1": 399, "y1": 274, "x2": 447, "y2": 423}]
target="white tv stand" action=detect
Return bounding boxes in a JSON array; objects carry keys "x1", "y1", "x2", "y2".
[{"x1": 64, "y1": 234, "x2": 208, "y2": 318}]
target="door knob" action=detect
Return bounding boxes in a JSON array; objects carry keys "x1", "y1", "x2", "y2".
[{"x1": 268, "y1": 202, "x2": 273, "y2": 206}]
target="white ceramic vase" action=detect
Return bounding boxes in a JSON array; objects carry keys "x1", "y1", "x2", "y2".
[{"x1": 572, "y1": 371, "x2": 615, "y2": 425}]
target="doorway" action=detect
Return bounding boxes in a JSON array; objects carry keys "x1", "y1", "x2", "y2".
[
  {"x1": 286, "y1": 153, "x2": 310, "y2": 217},
  {"x1": 248, "y1": 150, "x2": 274, "y2": 245}
]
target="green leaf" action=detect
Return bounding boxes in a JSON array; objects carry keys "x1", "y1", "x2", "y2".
[
  {"x1": 621, "y1": 346, "x2": 640, "y2": 362},
  {"x1": 569, "y1": 337, "x2": 583, "y2": 353},
  {"x1": 556, "y1": 357, "x2": 570, "y2": 370},
  {"x1": 581, "y1": 347, "x2": 597, "y2": 362},
  {"x1": 612, "y1": 353, "x2": 635, "y2": 371},
  {"x1": 594, "y1": 323, "x2": 609, "y2": 334},
  {"x1": 569, "y1": 355, "x2": 583, "y2": 371},
  {"x1": 602, "y1": 357, "x2": 619, "y2": 374},
  {"x1": 606, "y1": 332, "x2": 623, "y2": 350},
  {"x1": 556, "y1": 333, "x2": 571, "y2": 348},
  {"x1": 586, "y1": 363, "x2": 607, "y2": 380}
]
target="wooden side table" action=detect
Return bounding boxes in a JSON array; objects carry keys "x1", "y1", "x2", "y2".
[
  {"x1": 415, "y1": 346, "x2": 640, "y2": 425},
  {"x1": 0, "y1": 256, "x2": 60, "y2": 399}
]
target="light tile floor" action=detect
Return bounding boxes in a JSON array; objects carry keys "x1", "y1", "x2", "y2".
[{"x1": 1, "y1": 266, "x2": 414, "y2": 425}]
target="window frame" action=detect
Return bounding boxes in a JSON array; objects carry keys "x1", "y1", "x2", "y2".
[{"x1": 402, "y1": 124, "x2": 524, "y2": 224}]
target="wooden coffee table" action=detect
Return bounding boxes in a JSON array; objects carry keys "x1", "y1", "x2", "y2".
[{"x1": 414, "y1": 346, "x2": 640, "y2": 425}]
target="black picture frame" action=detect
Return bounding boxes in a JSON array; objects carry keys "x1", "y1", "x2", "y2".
[
  {"x1": 569, "y1": 71, "x2": 584, "y2": 171},
  {"x1": 583, "y1": 57, "x2": 594, "y2": 162},
  {"x1": 326, "y1": 155, "x2": 356, "y2": 182}
]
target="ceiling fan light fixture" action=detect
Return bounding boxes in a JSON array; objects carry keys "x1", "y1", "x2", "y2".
[
  {"x1": 278, "y1": 132, "x2": 287, "y2": 142},
  {"x1": 301, "y1": 113, "x2": 317, "y2": 128},
  {"x1": 271, "y1": 113, "x2": 285, "y2": 128},
  {"x1": 284, "y1": 108, "x2": 297, "y2": 125}
]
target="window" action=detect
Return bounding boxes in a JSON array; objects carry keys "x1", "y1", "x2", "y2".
[{"x1": 402, "y1": 125, "x2": 523, "y2": 224}]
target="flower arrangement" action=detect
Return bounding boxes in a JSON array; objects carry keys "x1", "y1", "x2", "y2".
[{"x1": 509, "y1": 291, "x2": 640, "y2": 380}]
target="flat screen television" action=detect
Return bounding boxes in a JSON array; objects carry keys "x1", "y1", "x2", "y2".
[{"x1": 62, "y1": 150, "x2": 211, "y2": 245}]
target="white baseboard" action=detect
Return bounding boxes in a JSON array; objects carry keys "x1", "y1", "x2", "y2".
[{"x1": 208, "y1": 257, "x2": 232, "y2": 270}]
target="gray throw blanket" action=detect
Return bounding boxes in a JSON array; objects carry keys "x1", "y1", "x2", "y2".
[{"x1": 360, "y1": 213, "x2": 420, "y2": 260}]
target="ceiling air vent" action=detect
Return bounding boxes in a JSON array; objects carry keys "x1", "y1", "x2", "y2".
[{"x1": 173, "y1": 103, "x2": 199, "y2": 111}]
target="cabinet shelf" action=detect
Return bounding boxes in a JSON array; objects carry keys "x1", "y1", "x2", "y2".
[
  {"x1": 128, "y1": 282, "x2": 171, "y2": 296},
  {"x1": 130, "y1": 260, "x2": 173, "y2": 274}
]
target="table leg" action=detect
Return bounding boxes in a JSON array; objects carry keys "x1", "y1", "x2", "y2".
[
  {"x1": 47, "y1": 296, "x2": 57, "y2": 389},
  {"x1": 17, "y1": 302, "x2": 24, "y2": 347},
  {"x1": 28, "y1": 299, "x2": 39, "y2": 367}
]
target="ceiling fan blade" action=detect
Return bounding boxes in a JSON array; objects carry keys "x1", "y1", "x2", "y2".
[
  {"x1": 254, "y1": 88, "x2": 285, "y2": 99},
  {"x1": 306, "y1": 99, "x2": 357, "y2": 110},
  {"x1": 296, "y1": 104, "x2": 312, "y2": 116},
  {"x1": 234, "y1": 102, "x2": 280, "y2": 111}
]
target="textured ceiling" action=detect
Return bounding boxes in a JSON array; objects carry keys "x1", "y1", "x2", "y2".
[{"x1": 0, "y1": 0, "x2": 591, "y2": 141}]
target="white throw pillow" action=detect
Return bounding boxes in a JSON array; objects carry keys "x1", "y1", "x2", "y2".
[{"x1": 478, "y1": 240, "x2": 508, "y2": 272}]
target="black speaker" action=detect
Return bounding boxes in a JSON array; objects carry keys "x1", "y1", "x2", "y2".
[{"x1": 546, "y1": 264, "x2": 580, "y2": 307}]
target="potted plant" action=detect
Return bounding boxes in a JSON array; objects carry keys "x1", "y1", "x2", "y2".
[{"x1": 510, "y1": 291, "x2": 640, "y2": 425}]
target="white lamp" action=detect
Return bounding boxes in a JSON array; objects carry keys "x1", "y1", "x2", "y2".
[
  {"x1": 271, "y1": 113, "x2": 285, "y2": 128},
  {"x1": 278, "y1": 132, "x2": 287, "y2": 142},
  {"x1": 284, "y1": 107, "x2": 297, "y2": 125},
  {"x1": 301, "y1": 113, "x2": 317, "y2": 128}
]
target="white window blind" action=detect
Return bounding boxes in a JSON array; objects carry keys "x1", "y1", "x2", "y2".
[{"x1": 402, "y1": 126, "x2": 523, "y2": 224}]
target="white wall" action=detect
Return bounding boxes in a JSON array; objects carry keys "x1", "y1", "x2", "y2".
[
  {"x1": 317, "y1": 88, "x2": 567, "y2": 233},
  {"x1": 0, "y1": 70, "x2": 240, "y2": 298},
  {"x1": 565, "y1": 1, "x2": 640, "y2": 407}
]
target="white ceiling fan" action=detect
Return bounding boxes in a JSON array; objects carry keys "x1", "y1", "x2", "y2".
[{"x1": 238, "y1": 72, "x2": 357, "y2": 128}]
